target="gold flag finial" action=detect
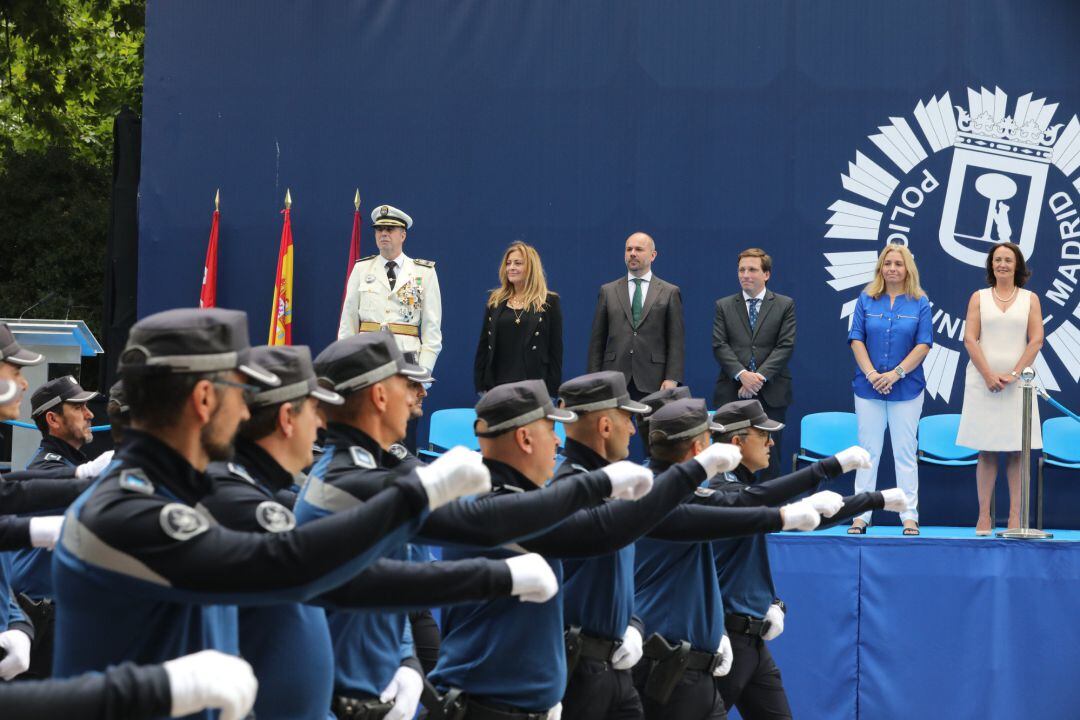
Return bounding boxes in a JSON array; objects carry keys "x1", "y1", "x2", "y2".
[
  {"x1": 214, "y1": 188, "x2": 220, "y2": 211},
  {"x1": 284, "y1": 188, "x2": 292, "y2": 210},
  {"x1": 354, "y1": 189, "x2": 361, "y2": 211}
]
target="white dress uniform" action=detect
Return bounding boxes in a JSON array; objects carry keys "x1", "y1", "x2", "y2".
[{"x1": 337, "y1": 205, "x2": 443, "y2": 371}]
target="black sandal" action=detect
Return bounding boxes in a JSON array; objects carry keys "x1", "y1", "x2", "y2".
[
  {"x1": 902, "y1": 522, "x2": 920, "y2": 536},
  {"x1": 848, "y1": 521, "x2": 868, "y2": 535}
]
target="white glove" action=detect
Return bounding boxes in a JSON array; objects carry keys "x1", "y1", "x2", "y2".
[
  {"x1": 0, "y1": 629, "x2": 31, "y2": 680},
  {"x1": 29, "y1": 516, "x2": 65, "y2": 550},
  {"x1": 164, "y1": 650, "x2": 257, "y2": 720},
  {"x1": 416, "y1": 446, "x2": 492, "y2": 509},
  {"x1": 881, "y1": 487, "x2": 909, "y2": 513},
  {"x1": 611, "y1": 625, "x2": 643, "y2": 670},
  {"x1": 693, "y1": 442, "x2": 742, "y2": 477},
  {"x1": 835, "y1": 446, "x2": 872, "y2": 473},
  {"x1": 602, "y1": 461, "x2": 654, "y2": 501},
  {"x1": 547, "y1": 702, "x2": 563, "y2": 720},
  {"x1": 762, "y1": 603, "x2": 785, "y2": 641},
  {"x1": 75, "y1": 450, "x2": 115, "y2": 479},
  {"x1": 805, "y1": 490, "x2": 845, "y2": 518},
  {"x1": 780, "y1": 501, "x2": 821, "y2": 531},
  {"x1": 379, "y1": 665, "x2": 424, "y2": 720},
  {"x1": 506, "y1": 553, "x2": 558, "y2": 603},
  {"x1": 712, "y1": 634, "x2": 733, "y2": 677}
]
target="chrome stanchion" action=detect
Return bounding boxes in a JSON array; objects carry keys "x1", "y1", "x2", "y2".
[{"x1": 998, "y1": 367, "x2": 1052, "y2": 539}]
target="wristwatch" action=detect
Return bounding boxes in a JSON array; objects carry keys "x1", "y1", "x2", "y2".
[{"x1": 894, "y1": 365, "x2": 906, "y2": 379}]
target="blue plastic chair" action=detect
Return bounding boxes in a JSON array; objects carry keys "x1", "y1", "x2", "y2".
[
  {"x1": 917, "y1": 414, "x2": 977, "y2": 466},
  {"x1": 792, "y1": 412, "x2": 859, "y2": 473},
  {"x1": 1037, "y1": 417, "x2": 1080, "y2": 529},
  {"x1": 419, "y1": 407, "x2": 567, "y2": 460}
]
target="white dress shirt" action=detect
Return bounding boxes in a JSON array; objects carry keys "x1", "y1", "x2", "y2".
[
  {"x1": 627, "y1": 271, "x2": 653, "y2": 306},
  {"x1": 736, "y1": 287, "x2": 768, "y2": 382}
]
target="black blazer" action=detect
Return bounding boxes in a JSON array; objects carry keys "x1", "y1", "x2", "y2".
[
  {"x1": 711, "y1": 289, "x2": 796, "y2": 409},
  {"x1": 474, "y1": 292, "x2": 563, "y2": 396}
]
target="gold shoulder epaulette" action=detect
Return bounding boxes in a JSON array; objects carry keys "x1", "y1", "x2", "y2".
[
  {"x1": 357, "y1": 254, "x2": 378, "y2": 263},
  {"x1": 413, "y1": 258, "x2": 436, "y2": 268}
]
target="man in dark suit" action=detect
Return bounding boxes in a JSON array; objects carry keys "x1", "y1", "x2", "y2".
[
  {"x1": 712, "y1": 248, "x2": 796, "y2": 479},
  {"x1": 588, "y1": 232, "x2": 685, "y2": 400}
]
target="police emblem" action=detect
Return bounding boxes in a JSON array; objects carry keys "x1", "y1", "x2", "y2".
[
  {"x1": 380, "y1": 205, "x2": 390, "y2": 216},
  {"x1": 694, "y1": 486, "x2": 716, "y2": 498},
  {"x1": 387, "y1": 443, "x2": 409, "y2": 460},
  {"x1": 159, "y1": 503, "x2": 211, "y2": 541},
  {"x1": 44, "y1": 453, "x2": 63, "y2": 462},
  {"x1": 350, "y1": 446, "x2": 376, "y2": 469},
  {"x1": 119, "y1": 469, "x2": 154, "y2": 495},
  {"x1": 255, "y1": 501, "x2": 296, "y2": 533},
  {"x1": 825, "y1": 86, "x2": 1080, "y2": 403}
]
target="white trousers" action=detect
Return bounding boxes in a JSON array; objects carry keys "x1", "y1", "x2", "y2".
[{"x1": 853, "y1": 394, "x2": 923, "y2": 523}]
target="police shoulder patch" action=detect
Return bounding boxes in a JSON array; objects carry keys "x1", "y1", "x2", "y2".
[
  {"x1": 387, "y1": 443, "x2": 409, "y2": 460},
  {"x1": 413, "y1": 258, "x2": 435, "y2": 268},
  {"x1": 45, "y1": 453, "x2": 63, "y2": 462},
  {"x1": 118, "y1": 469, "x2": 154, "y2": 495},
  {"x1": 255, "y1": 501, "x2": 297, "y2": 533},
  {"x1": 227, "y1": 462, "x2": 256, "y2": 485},
  {"x1": 349, "y1": 446, "x2": 376, "y2": 469},
  {"x1": 694, "y1": 487, "x2": 716, "y2": 498},
  {"x1": 569, "y1": 463, "x2": 589, "y2": 473},
  {"x1": 159, "y1": 503, "x2": 211, "y2": 541}
]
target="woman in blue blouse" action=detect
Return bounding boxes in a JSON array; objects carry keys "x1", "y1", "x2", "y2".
[{"x1": 847, "y1": 245, "x2": 933, "y2": 535}]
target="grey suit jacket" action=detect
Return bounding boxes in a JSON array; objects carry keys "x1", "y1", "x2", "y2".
[
  {"x1": 712, "y1": 289, "x2": 796, "y2": 409},
  {"x1": 587, "y1": 275, "x2": 685, "y2": 393}
]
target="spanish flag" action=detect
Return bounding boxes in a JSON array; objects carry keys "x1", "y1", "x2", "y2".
[
  {"x1": 199, "y1": 190, "x2": 220, "y2": 308},
  {"x1": 268, "y1": 190, "x2": 294, "y2": 345}
]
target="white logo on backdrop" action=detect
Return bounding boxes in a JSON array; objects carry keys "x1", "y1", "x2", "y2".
[{"x1": 825, "y1": 87, "x2": 1080, "y2": 403}]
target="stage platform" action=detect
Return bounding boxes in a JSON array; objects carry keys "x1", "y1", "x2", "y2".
[{"x1": 757, "y1": 527, "x2": 1080, "y2": 720}]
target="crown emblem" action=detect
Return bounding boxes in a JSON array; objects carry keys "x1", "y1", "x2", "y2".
[{"x1": 954, "y1": 88, "x2": 1064, "y2": 163}]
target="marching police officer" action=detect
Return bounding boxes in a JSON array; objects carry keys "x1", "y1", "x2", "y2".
[
  {"x1": 338, "y1": 205, "x2": 443, "y2": 372},
  {"x1": 51, "y1": 307, "x2": 490, "y2": 715},
  {"x1": 705, "y1": 400, "x2": 905, "y2": 719},
  {"x1": 200, "y1": 344, "x2": 552, "y2": 720}
]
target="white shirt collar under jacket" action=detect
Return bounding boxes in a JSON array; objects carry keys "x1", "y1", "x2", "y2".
[
  {"x1": 627, "y1": 270, "x2": 653, "y2": 303},
  {"x1": 742, "y1": 287, "x2": 766, "y2": 304}
]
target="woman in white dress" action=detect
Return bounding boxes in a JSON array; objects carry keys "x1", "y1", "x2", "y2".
[{"x1": 956, "y1": 242, "x2": 1044, "y2": 535}]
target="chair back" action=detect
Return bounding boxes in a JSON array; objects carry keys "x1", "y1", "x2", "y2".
[
  {"x1": 427, "y1": 408, "x2": 480, "y2": 452},
  {"x1": 799, "y1": 412, "x2": 859, "y2": 458},
  {"x1": 1043, "y1": 417, "x2": 1080, "y2": 463},
  {"x1": 918, "y1": 414, "x2": 977, "y2": 462}
]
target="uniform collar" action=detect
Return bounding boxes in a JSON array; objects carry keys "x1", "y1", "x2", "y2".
[
  {"x1": 232, "y1": 436, "x2": 296, "y2": 493},
  {"x1": 561, "y1": 438, "x2": 609, "y2": 472},
  {"x1": 482, "y1": 457, "x2": 538, "y2": 493},
  {"x1": 40, "y1": 434, "x2": 88, "y2": 465},
  {"x1": 381, "y1": 252, "x2": 409, "y2": 270},
  {"x1": 117, "y1": 429, "x2": 213, "y2": 502},
  {"x1": 324, "y1": 422, "x2": 386, "y2": 465}
]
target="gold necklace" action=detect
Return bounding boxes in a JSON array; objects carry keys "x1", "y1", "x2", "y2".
[
  {"x1": 508, "y1": 297, "x2": 526, "y2": 324},
  {"x1": 992, "y1": 286, "x2": 1017, "y2": 304}
]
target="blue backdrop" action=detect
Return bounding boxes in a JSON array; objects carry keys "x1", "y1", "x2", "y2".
[{"x1": 141, "y1": 1, "x2": 1080, "y2": 524}]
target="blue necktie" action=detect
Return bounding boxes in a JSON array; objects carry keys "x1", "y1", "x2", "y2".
[{"x1": 748, "y1": 298, "x2": 760, "y2": 371}]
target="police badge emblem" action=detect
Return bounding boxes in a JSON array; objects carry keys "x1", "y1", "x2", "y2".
[
  {"x1": 255, "y1": 501, "x2": 297, "y2": 533},
  {"x1": 387, "y1": 443, "x2": 409, "y2": 460},
  {"x1": 159, "y1": 503, "x2": 211, "y2": 541}
]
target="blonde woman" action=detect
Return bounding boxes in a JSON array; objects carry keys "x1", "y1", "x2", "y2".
[
  {"x1": 847, "y1": 244, "x2": 933, "y2": 535},
  {"x1": 474, "y1": 242, "x2": 563, "y2": 396},
  {"x1": 957, "y1": 242, "x2": 1043, "y2": 535}
]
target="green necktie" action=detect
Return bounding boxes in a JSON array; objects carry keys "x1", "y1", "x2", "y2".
[{"x1": 631, "y1": 278, "x2": 643, "y2": 326}]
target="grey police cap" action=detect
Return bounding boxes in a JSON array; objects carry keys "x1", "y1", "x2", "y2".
[
  {"x1": 118, "y1": 308, "x2": 280, "y2": 387},
  {"x1": 475, "y1": 379, "x2": 577, "y2": 437},
  {"x1": 402, "y1": 351, "x2": 434, "y2": 384},
  {"x1": 0, "y1": 379, "x2": 16, "y2": 404},
  {"x1": 638, "y1": 385, "x2": 691, "y2": 416},
  {"x1": 648, "y1": 398, "x2": 725, "y2": 441},
  {"x1": 31, "y1": 375, "x2": 97, "y2": 417},
  {"x1": 559, "y1": 371, "x2": 650, "y2": 414},
  {"x1": 313, "y1": 332, "x2": 427, "y2": 394},
  {"x1": 712, "y1": 399, "x2": 785, "y2": 433},
  {"x1": 108, "y1": 380, "x2": 129, "y2": 414},
  {"x1": 247, "y1": 345, "x2": 344, "y2": 407},
  {"x1": 0, "y1": 322, "x2": 44, "y2": 367}
]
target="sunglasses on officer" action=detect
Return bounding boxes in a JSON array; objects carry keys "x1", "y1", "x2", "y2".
[{"x1": 211, "y1": 377, "x2": 261, "y2": 404}]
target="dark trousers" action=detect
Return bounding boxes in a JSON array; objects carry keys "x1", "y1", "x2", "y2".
[
  {"x1": 632, "y1": 662, "x2": 727, "y2": 720},
  {"x1": 14, "y1": 595, "x2": 53, "y2": 680},
  {"x1": 715, "y1": 633, "x2": 792, "y2": 720},
  {"x1": 758, "y1": 401, "x2": 787, "y2": 481},
  {"x1": 563, "y1": 658, "x2": 643, "y2": 720},
  {"x1": 409, "y1": 609, "x2": 441, "y2": 675}
]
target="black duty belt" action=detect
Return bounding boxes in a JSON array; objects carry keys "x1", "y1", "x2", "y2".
[
  {"x1": 331, "y1": 694, "x2": 393, "y2": 720},
  {"x1": 565, "y1": 625, "x2": 619, "y2": 664},
  {"x1": 725, "y1": 613, "x2": 769, "y2": 637},
  {"x1": 463, "y1": 698, "x2": 549, "y2": 720},
  {"x1": 642, "y1": 637, "x2": 720, "y2": 673}
]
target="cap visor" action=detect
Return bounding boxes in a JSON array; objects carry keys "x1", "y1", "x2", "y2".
[
  {"x1": 66, "y1": 391, "x2": 98, "y2": 404},
  {"x1": 708, "y1": 420, "x2": 727, "y2": 433},
  {"x1": 753, "y1": 419, "x2": 785, "y2": 431},
  {"x1": 0, "y1": 381, "x2": 15, "y2": 404},
  {"x1": 311, "y1": 386, "x2": 345, "y2": 406},
  {"x1": 618, "y1": 399, "x2": 652, "y2": 414},
  {"x1": 238, "y1": 362, "x2": 282, "y2": 387},
  {"x1": 546, "y1": 408, "x2": 578, "y2": 424},
  {"x1": 399, "y1": 362, "x2": 429, "y2": 380},
  {"x1": 6, "y1": 347, "x2": 44, "y2": 366}
]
